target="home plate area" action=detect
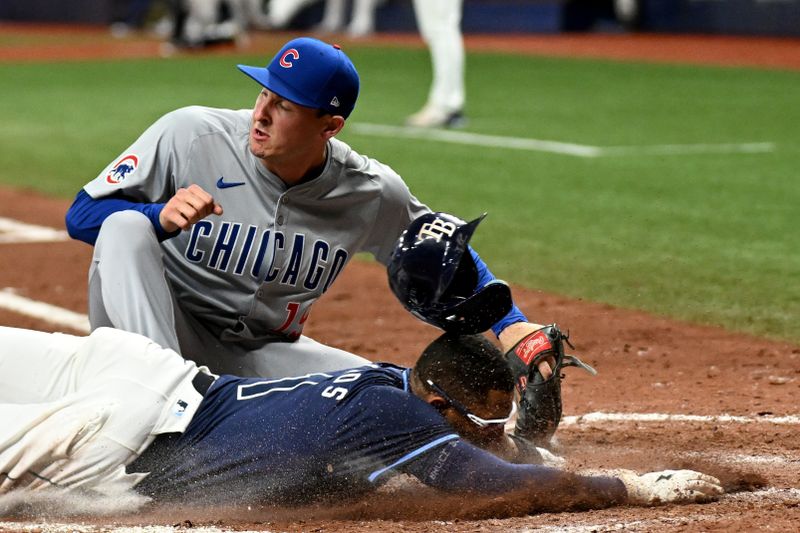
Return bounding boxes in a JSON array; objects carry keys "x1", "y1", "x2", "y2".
[{"x1": 0, "y1": 188, "x2": 799, "y2": 531}]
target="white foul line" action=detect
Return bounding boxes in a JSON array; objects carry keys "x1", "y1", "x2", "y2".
[
  {"x1": 0, "y1": 523, "x2": 270, "y2": 533},
  {"x1": 0, "y1": 289, "x2": 89, "y2": 333},
  {"x1": 349, "y1": 123, "x2": 775, "y2": 158},
  {"x1": 600, "y1": 142, "x2": 775, "y2": 156},
  {"x1": 683, "y1": 451, "x2": 800, "y2": 467},
  {"x1": 350, "y1": 123, "x2": 601, "y2": 157},
  {"x1": 561, "y1": 411, "x2": 800, "y2": 426},
  {"x1": 0, "y1": 216, "x2": 69, "y2": 243}
]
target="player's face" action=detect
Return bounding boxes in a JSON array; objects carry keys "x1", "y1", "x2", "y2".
[
  {"x1": 249, "y1": 89, "x2": 339, "y2": 178},
  {"x1": 444, "y1": 389, "x2": 514, "y2": 449}
]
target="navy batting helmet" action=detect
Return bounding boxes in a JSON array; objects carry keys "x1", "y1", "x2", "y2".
[{"x1": 387, "y1": 212, "x2": 512, "y2": 334}]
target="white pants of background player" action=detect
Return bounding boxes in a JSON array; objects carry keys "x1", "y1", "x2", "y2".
[
  {"x1": 182, "y1": 0, "x2": 236, "y2": 45},
  {"x1": 0, "y1": 326, "x2": 202, "y2": 495},
  {"x1": 410, "y1": 0, "x2": 465, "y2": 119},
  {"x1": 318, "y1": 0, "x2": 382, "y2": 36},
  {"x1": 181, "y1": 0, "x2": 269, "y2": 45},
  {"x1": 268, "y1": 0, "x2": 379, "y2": 35},
  {"x1": 88, "y1": 211, "x2": 369, "y2": 379},
  {"x1": 267, "y1": 0, "x2": 316, "y2": 27}
]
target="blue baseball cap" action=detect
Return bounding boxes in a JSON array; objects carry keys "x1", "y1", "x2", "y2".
[{"x1": 237, "y1": 37, "x2": 360, "y2": 119}]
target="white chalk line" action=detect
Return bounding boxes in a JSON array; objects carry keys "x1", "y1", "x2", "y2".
[
  {"x1": 600, "y1": 142, "x2": 775, "y2": 156},
  {"x1": 561, "y1": 411, "x2": 800, "y2": 426},
  {"x1": 349, "y1": 123, "x2": 775, "y2": 158},
  {"x1": 0, "y1": 216, "x2": 69, "y2": 243},
  {"x1": 0, "y1": 289, "x2": 89, "y2": 333},
  {"x1": 683, "y1": 451, "x2": 800, "y2": 467},
  {"x1": 2, "y1": 489, "x2": 798, "y2": 533},
  {"x1": 351, "y1": 123, "x2": 600, "y2": 157},
  {"x1": 0, "y1": 524, "x2": 268, "y2": 533}
]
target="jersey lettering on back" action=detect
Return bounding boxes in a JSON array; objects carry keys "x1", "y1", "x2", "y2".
[{"x1": 131, "y1": 364, "x2": 458, "y2": 505}]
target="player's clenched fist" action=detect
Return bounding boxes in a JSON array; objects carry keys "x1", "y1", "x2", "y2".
[{"x1": 159, "y1": 184, "x2": 224, "y2": 232}]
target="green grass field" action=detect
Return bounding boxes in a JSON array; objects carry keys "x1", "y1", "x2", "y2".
[{"x1": 1, "y1": 45, "x2": 798, "y2": 342}]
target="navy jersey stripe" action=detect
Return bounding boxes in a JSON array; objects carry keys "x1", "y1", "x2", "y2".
[{"x1": 368, "y1": 433, "x2": 459, "y2": 483}]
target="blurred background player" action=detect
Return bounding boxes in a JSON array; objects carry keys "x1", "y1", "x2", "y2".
[
  {"x1": 158, "y1": 0, "x2": 269, "y2": 53},
  {"x1": 406, "y1": 0, "x2": 466, "y2": 128},
  {"x1": 316, "y1": 0, "x2": 384, "y2": 38},
  {"x1": 266, "y1": 0, "x2": 382, "y2": 38},
  {"x1": 110, "y1": 0, "x2": 159, "y2": 37},
  {"x1": 267, "y1": 0, "x2": 316, "y2": 30}
]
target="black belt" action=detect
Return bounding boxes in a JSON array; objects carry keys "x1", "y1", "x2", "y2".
[{"x1": 192, "y1": 371, "x2": 216, "y2": 396}]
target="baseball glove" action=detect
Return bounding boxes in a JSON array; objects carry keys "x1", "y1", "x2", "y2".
[
  {"x1": 614, "y1": 469, "x2": 724, "y2": 505},
  {"x1": 505, "y1": 324, "x2": 596, "y2": 447}
]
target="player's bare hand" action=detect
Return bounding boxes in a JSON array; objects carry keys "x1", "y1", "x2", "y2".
[
  {"x1": 535, "y1": 358, "x2": 554, "y2": 380},
  {"x1": 159, "y1": 184, "x2": 224, "y2": 232}
]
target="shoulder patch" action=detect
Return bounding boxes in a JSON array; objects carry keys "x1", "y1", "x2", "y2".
[{"x1": 106, "y1": 154, "x2": 139, "y2": 184}]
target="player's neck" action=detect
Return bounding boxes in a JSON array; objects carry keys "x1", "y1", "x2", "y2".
[
  {"x1": 266, "y1": 146, "x2": 328, "y2": 188},
  {"x1": 408, "y1": 370, "x2": 429, "y2": 401}
]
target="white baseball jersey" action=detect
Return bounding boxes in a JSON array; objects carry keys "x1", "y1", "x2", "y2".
[{"x1": 83, "y1": 106, "x2": 428, "y2": 344}]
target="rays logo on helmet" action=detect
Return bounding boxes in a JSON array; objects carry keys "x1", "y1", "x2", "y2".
[
  {"x1": 279, "y1": 48, "x2": 300, "y2": 68},
  {"x1": 106, "y1": 154, "x2": 139, "y2": 184},
  {"x1": 416, "y1": 218, "x2": 456, "y2": 244}
]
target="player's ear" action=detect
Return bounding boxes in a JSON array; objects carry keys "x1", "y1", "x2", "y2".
[
  {"x1": 321, "y1": 115, "x2": 345, "y2": 139},
  {"x1": 428, "y1": 396, "x2": 448, "y2": 410}
]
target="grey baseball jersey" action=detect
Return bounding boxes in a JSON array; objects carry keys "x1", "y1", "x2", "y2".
[{"x1": 83, "y1": 106, "x2": 428, "y2": 361}]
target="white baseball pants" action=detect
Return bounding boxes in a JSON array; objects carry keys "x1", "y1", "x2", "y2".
[
  {"x1": 412, "y1": 0, "x2": 465, "y2": 113},
  {"x1": 0, "y1": 327, "x2": 202, "y2": 495}
]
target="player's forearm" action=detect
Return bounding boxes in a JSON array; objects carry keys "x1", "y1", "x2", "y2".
[
  {"x1": 497, "y1": 321, "x2": 548, "y2": 353},
  {"x1": 66, "y1": 189, "x2": 177, "y2": 245},
  {"x1": 405, "y1": 439, "x2": 626, "y2": 510},
  {"x1": 466, "y1": 246, "x2": 535, "y2": 338}
]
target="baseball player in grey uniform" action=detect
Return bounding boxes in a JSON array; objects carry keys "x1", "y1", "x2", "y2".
[{"x1": 65, "y1": 36, "x2": 546, "y2": 384}]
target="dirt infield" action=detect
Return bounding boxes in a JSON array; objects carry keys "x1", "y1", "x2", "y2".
[
  {"x1": 1, "y1": 25, "x2": 799, "y2": 531},
  {"x1": 1, "y1": 187, "x2": 799, "y2": 531}
]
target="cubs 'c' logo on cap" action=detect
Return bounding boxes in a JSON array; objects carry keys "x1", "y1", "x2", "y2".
[
  {"x1": 279, "y1": 48, "x2": 300, "y2": 68},
  {"x1": 106, "y1": 154, "x2": 138, "y2": 184}
]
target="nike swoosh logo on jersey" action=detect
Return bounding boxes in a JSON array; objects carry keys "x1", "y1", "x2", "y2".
[{"x1": 216, "y1": 176, "x2": 246, "y2": 189}]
